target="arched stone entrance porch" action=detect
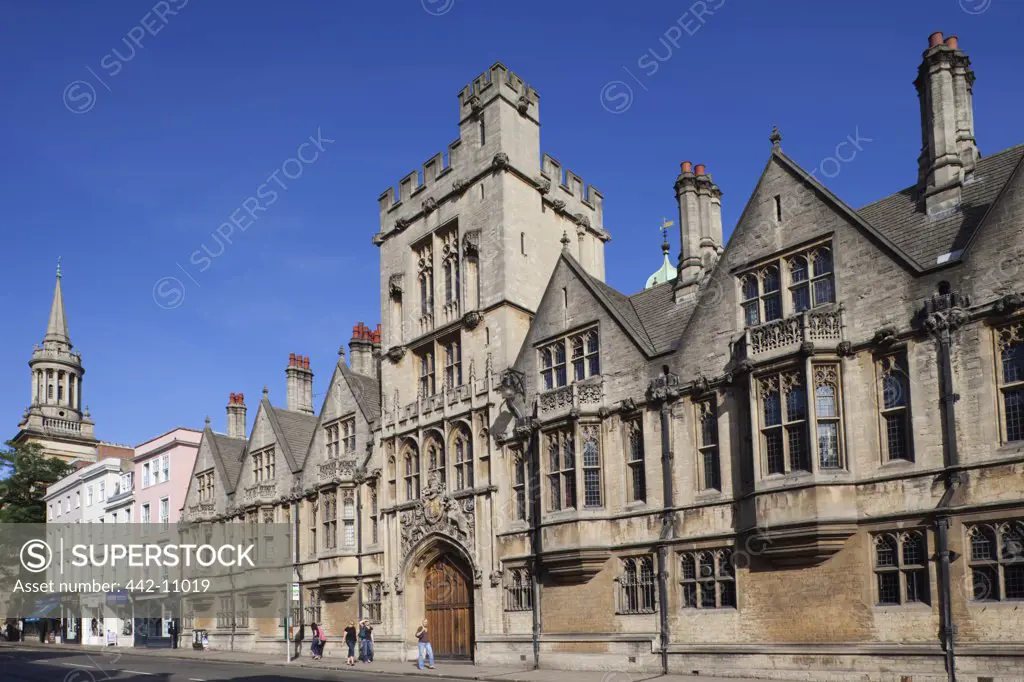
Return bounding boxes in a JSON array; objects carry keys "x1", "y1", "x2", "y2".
[{"x1": 399, "y1": 534, "x2": 476, "y2": 661}]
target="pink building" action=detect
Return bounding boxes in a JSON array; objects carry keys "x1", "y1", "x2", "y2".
[{"x1": 133, "y1": 427, "x2": 202, "y2": 526}]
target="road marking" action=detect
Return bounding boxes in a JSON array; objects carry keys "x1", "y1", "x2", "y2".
[
  {"x1": 189, "y1": 678, "x2": 207, "y2": 681},
  {"x1": 123, "y1": 671, "x2": 155, "y2": 676},
  {"x1": 62, "y1": 662, "x2": 97, "y2": 668}
]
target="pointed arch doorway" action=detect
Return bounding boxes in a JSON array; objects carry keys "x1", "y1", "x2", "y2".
[{"x1": 424, "y1": 554, "x2": 473, "y2": 659}]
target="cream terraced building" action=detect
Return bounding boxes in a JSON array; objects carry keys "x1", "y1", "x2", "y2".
[{"x1": 180, "y1": 33, "x2": 1024, "y2": 682}]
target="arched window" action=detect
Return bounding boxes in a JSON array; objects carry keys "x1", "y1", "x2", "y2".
[
  {"x1": 451, "y1": 425, "x2": 473, "y2": 490},
  {"x1": 425, "y1": 434, "x2": 445, "y2": 486},
  {"x1": 403, "y1": 442, "x2": 420, "y2": 501},
  {"x1": 873, "y1": 531, "x2": 929, "y2": 605},
  {"x1": 761, "y1": 265, "x2": 782, "y2": 322},
  {"x1": 504, "y1": 568, "x2": 533, "y2": 611},
  {"x1": 342, "y1": 497, "x2": 355, "y2": 548},
  {"x1": 618, "y1": 556, "x2": 656, "y2": 614},
  {"x1": 540, "y1": 348, "x2": 554, "y2": 390},
  {"x1": 788, "y1": 255, "x2": 810, "y2": 312},
  {"x1": 387, "y1": 450, "x2": 397, "y2": 502},
  {"x1": 679, "y1": 549, "x2": 735, "y2": 609},
  {"x1": 741, "y1": 275, "x2": 760, "y2": 326},
  {"x1": 811, "y1": 247, "x2": 835, "y2": 306}
]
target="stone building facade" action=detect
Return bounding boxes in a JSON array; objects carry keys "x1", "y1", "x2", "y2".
[{"x1": 181, "y1": 33, "x2": 1023, "y2": 681}]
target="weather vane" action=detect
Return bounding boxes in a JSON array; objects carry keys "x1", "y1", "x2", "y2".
[{"x1": 659, "y1": 218, "x2": 673, "y2": 252}]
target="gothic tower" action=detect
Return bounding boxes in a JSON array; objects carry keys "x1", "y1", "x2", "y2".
[{"x1": 12, "y1": 259, "x2": 98, "y2": 463}]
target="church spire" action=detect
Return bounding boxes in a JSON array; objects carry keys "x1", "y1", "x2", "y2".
[{"x1": 44, "y1": 257, "x2": 71, "y2": 346}]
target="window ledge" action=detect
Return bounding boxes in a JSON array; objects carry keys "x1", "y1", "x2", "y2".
[
  {"x1": 679, "y1": 607, "x2": 739, "y2": 614},
  {"x1": 879, "y1": 458, "x2": 915, "y2": 469},
  {"x1": 965, "y1": 599, "x2": 1024, "y2": 608},
  {"x1": 615, "y1": 610, "x2": 658, "y2": 616},
  {"x1": 872, "y1": 602, "x2": 933, "y2": 613},
  {"x1": 624, "y1": 500, "x2": 649, "y2": 512}
]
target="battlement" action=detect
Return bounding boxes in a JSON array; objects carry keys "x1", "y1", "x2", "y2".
[
  {"x1": 458, "y1": 62, "x2": 539, "y2": 123},
  {"x1": 378, "y1": 139, "x2": 462, "y2": 215},
  {"x1": 541, "y1": 153, "x2": 604, "y2": 214}
]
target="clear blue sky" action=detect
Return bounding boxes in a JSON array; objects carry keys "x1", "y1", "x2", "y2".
[{"x1": 2, "y1": 0, "x2": 1021, "y2": 447}]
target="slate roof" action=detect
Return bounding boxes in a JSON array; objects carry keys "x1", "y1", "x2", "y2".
[
  {"x1": 629, "y1": 281, "x2": 697, "y2": 354},
  {"x1": 562, "y1": 253, "x2": 697, "y2": 357},
  {"x1": 207, "y1": 431, "x2": 246, "y2": 494},
  {"x1": 341, "y1": 364, "x2": 382, "y2": 424},
  {"x1": 268, "y1": 405, "x2": 317, "y2": 472},
  {"x1": 857, "y1": 144, "x2": 1024, "y2": 270}
]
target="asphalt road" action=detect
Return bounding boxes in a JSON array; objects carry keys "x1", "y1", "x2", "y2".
[{"x1": 0, "y1": 647, "x2": 423, "y2": 682}]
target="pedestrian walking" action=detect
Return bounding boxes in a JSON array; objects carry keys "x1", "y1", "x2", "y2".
[
  {"x1": 415, "y1": 619, "x2": 434, "y2": 670},
  {"x1": 168, "y1": 620, "x2": 179, "y2": 649},
  {"x1": 310, "y1": 622, "x2": 325, "y2": 660},
  {"x1": 344, "y1": 621, "x2": 358, "y2": 666}
]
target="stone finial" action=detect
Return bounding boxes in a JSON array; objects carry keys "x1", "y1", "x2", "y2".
[
  {"x1": 770, "y1": 126, "x2": 782, "y2": 149},
  {"x1": 560, "y1": 230, "x2": 570, "y2": 250},
  {"x1": 204, "y1": 415, "x2": 211, "y2": 428},
  {"x1": 262, "y1": 385, "x2": 269, "y2": 398},
  {"x1": 338, "y1": 344, "x2": 346, "y2": 357}
]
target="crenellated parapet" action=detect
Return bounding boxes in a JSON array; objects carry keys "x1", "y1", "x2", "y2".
[
  {"x1": 457, "y1": 62, "x2": 539, "y2": 124},
  {"x1": 540, "y1": 153, "x2": 606, "y2": 238},
  {"x1": 378, "y1": 139, "x2": 462, "y2": 217}
]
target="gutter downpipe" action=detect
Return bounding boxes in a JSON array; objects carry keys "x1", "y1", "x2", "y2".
[
  {"x1": 934, "y1": 306, "x2": 963, "y2": 682},
  {"x1": 656, "y1": 397, "x2": 676, "y2": 676}
]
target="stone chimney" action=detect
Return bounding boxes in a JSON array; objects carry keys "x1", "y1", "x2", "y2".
[
  {"x1": 285, "y1": 353, "x2": 314, "y2": 415},
  {"x1": 349, "y1": 323, "x2": 374, "y2": 376},
  {"x1": 915, "y1": 32, "x2": 979, "y2": 215},
  {"x1": 674, "y1": 161, "x2": 704, "y2": 300},
  {"x1": 371, "y1": 324, "x2": 383, "y2": 384},
  {"x1": 694, "y1": 164, "x2": 724, "y2": 270},
  {"x1": 226, "y1": 392, "x2": 247, "y2": 439}
]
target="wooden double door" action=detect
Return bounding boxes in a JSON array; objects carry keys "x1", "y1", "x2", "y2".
[{"x1": 424, "y1": 556, "x2": 473, "y2": 659}]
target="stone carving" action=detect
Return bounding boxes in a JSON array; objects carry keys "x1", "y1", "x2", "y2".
[
  {"x1": 387, "y1": 346, "x2": 406, "y2": 363},
  {"x1": 473, "y1": 568, "x2": 483, "y2": 587},
  {"x1": 389, "y1": 274, "x2": 404, "y2": 298},
  {"x1": 994, "y1": 292, "x2": 1024, "y2": 316},
  {"x1": 837, "y1": 340, "x2": 854, "y2": 357},
  {"x1": 490, "y1": 570, "x2": 504, "y2": 587},
  {"x1": 540, "y1": 386, "x2": 573, "y2": 414},
  {"x1": 399, "y1": 472, "x2": 475, "y2": 562},
  {"x1": 492, "y1": 152, "x2": 509, "y2": 170},
  {"x1": 648, "y1": 372, "x2": 681, "y2": 402},
  {"x1": 924, "y1": 308, "x2": 969, "y2": 335},
  {"x1": 371, "y1": 233, "x2": 385, "y2": 247},
  {"x1": 551, "y1": 199, "x2": 566, "y2": 212},
  {"x1": 750, "y1": 316, "x2": 802, "y2": 354},
  {"x1": 808, "y1": 309, "x2": 843, "y2": 341},
  {"x1": 517, "y1": 95, "x2": 530, "y2": 115},
  {"x1": 800, "y1": 341, "x2": 815, "y2": 355},
  {"x1": 462, "y1": 310, "x2": 482, "y2": 330},
  {"x1": 468, "y1": 94, "x2": 481, "y2": 113},
  {"x1": 692, "y1": 376, "x2": 710, "y2": 395},
  {"x1": 578, "y1": 384, "x2": 601, "y2": 405},
  {"x1": 536, "y1": 177, "x2": 551, "y2": 194},
  {"x1": 422, "y1": 197, "x2": 437, "y2": 215},
  {"x1": 573, "y1": 213, "x2": 591, "y2": 229},
  {"x1": 872, "y1": 326, "x2": 898, "y2": 347},
  {"x1": 452, "y1": 178, "x2": 467, "y2": 195},
  {"x1": 395, "y1": 216, "x2": 410, "y2": 232},
  {"x1": 620, "y1": 397, "x2": 637, "y2": 413},
  {"x1": 393, "y1": 575, "x2": 403, "y2": 595},
  {"x1": 462, "y1": 229, "x2": 480, "y2": 258}
]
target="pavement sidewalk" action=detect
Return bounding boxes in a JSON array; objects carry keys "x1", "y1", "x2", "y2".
[{"x1": 0, "y1": 641, "x2": 769, "y2": 682}]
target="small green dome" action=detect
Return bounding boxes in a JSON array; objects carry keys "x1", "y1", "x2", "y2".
[{"x1": 645, "y1": 249, "x2": 676, "y2": 289}]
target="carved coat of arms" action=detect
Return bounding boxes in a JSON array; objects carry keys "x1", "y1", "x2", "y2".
[{"x1": 400, "y1": 471, "x2": 475, "y2": 561}]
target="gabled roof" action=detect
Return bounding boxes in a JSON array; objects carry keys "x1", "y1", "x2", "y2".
[
  {"x1": 340, "y1": 363, "x2": 382, "y2": 424},
  {"x1": 561, "y1": 254, "x2": 656, "y2": 356},
  {"x1": 768, "y1": 149, "x2": 922, "y2": 273},
  {"x1": 857, "y1": 144, "x2": 1024, "y2": 269},
  {"x1": 205, "y1": 429, "x2": 246, "y2": 494},
  {"x1": 265, "y1": 401, "x2": 317, "y2": 473},
  {"x1": 558, "y1": 252, "x2": 698, "y2": 357}
]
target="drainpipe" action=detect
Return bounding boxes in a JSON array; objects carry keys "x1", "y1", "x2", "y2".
[
  {"x1": 928, "y1": 293, "x2": 967, "y2": 682},
  {"x1": 656, "y1": 399, "x2": 676, "y2": 676},
  {"x1": 292, "y1": 498, "x2": 303, "y2": 661},
  {"x1": 528, "y1": 424, "x2": 541, "y2": 671},
  {"x1": 357, "y1": 484, "x2": 364, "y2": 622}
]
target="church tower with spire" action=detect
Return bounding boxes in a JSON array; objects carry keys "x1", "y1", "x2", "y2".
[{"x1": 12, "y1": 259, "x2": 98, "y2": 463}]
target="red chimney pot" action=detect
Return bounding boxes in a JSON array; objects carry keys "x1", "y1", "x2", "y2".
[
  {"x1": 238, "y1": 393, "x2": 244, "y2": 403},
  {"x1": 229, "y1": 392, "x2": 236, "y2": 403},
  {"x1": 929, "y1": 32, "x2": 944, "y2": 47},
  {"x1": 303, "y1": 356, "x2": 310, "y2": 370},
  {"x1": 945, "y1": 35, "x2": 958, "y2": 49},
  {"x1": 694, "y1": 164, "x2": 706, "y2": 176},
  {"x1": 681, "y1": 161, "x2": 692, "y2": 173}
]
